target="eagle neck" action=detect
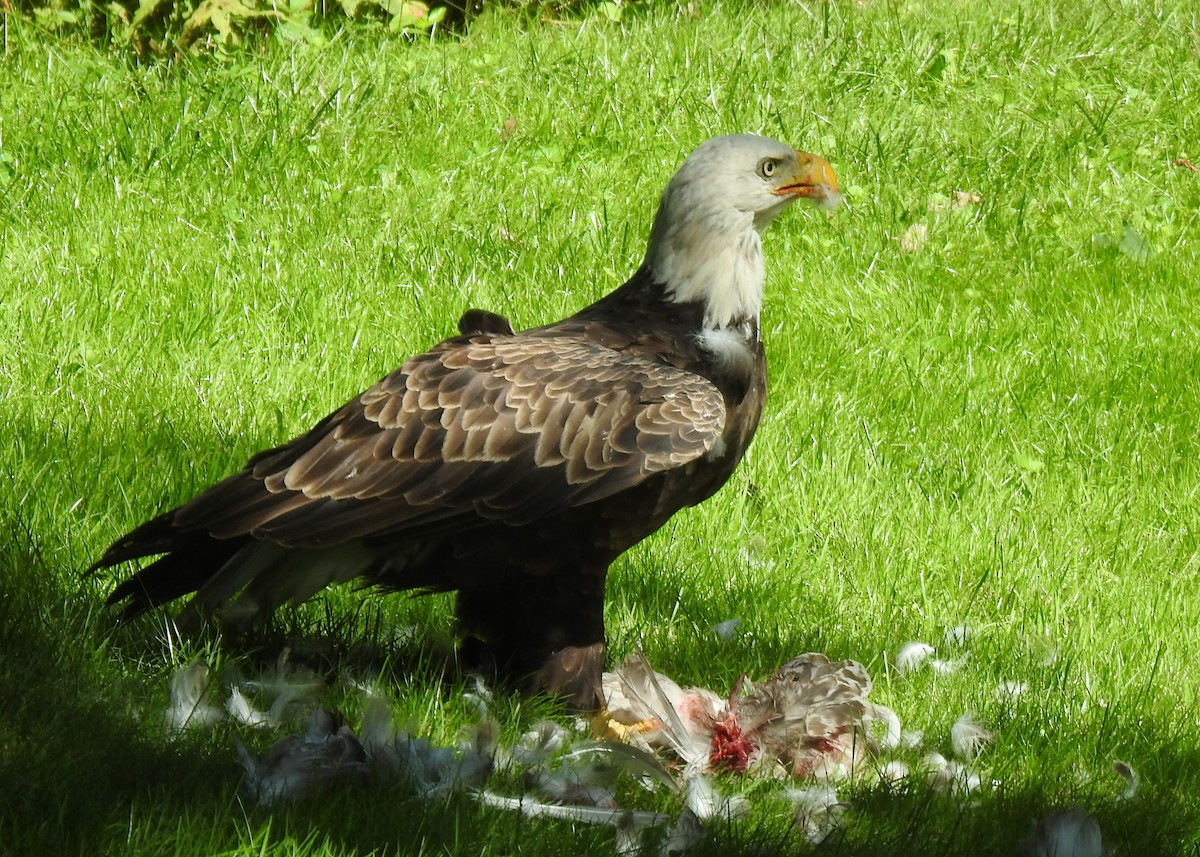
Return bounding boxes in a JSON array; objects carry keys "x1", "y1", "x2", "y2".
[
  {"x1": 643, "y1": 210, "x2": 764, "y2": 330},
  {"x1": 570, "y1": 268, "x2": 762, "y2": 403}
]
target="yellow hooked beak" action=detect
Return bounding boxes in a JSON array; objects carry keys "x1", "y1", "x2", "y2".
[{"x1": 773, "y1": 151, "x2": 839, "y2": 205}]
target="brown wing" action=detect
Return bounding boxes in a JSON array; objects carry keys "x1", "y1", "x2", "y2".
[
  {"x1": 457, "y1": 308, "x2": 515, "y2": 336},
  {"x1": 167, "y1": 331, "x2": 726, "y2": 548}
]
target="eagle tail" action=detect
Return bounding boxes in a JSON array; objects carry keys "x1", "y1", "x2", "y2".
[
  {"x1": 84, "y1": 513, "x2": 178, "y2": 573},
  {"x1": 91, "y1": 518, "x2": 247, "y2": 621}
]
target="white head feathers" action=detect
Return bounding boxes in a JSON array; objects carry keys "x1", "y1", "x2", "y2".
[{"x1": 643, "y1": 134, "x2": 839, "y2": 329}]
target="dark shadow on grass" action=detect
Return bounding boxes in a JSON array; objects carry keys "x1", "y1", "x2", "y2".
[
  {"x1": 102, "y1": 589, "x2": 466, "y2": 698},
  {"x1": 0, "y1": 514, "x2": 238, "y2": 856},
  {"x1": 7, "y1": 498, "x2": 1200, "y2": 855}
]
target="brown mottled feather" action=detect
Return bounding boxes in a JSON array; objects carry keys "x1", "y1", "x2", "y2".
[
  {"x1": 179, "y1": 333, "x2": 725, "y2": 546},
  {"x1": 457, "y1": 308, "x2": 515, "y2": 337}
]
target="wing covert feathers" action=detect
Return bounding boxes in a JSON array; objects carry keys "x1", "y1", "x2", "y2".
[{"x1": 168, "y1": 333, "x2": 726, "y2": 548}]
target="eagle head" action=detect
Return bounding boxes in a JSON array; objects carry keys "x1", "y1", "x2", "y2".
[{"x1": 644, "y1": 134, "x2": 839, "y2": 329}]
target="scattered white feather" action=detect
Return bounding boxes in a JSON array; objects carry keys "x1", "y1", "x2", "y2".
[
  {"x1": 684, "y1": 775, "x2": 719, "y2": 819},
  {"x1": 897, "y1": 729, "x2": 925, "y2": 750},
  {"x1": 877, "y1": 760, "x2": 910, "y2": 785},
  {"x1": 529, "y1": 740, "x2": 677, "y2": 808},
  {"x1": 512, "y1": 719, "x2": 568, "y2": 766},
  {"x1": 868, "y1": 703, "x2": 903, "y2": 750},
  {"x1": 944, "y1": 625, "x2": 973, "y2": 647},
  {"x1": 922, "y1": 751, "x2": 949, "y2": 775},
  {"x1": 950, "y1": 713, "x2": 992, "y2": 761},
  {"x1": 475, "y1": 790, "x2": 672, "y2": 828},
  {"x1": 358, "y1": 686, "x2": 396, "y2": 751},
  {"x1": 713, "y1": 618, "x2": 743, "y2": 641},
  {"x1": 684, "y1": 774, "x2": 749, "y2": 821},
  {"x1": 462, "y1": 674, "x2": 493, "y2": 717},
  {"x1": 785, "y1": 785, "x2": 844, "y2": 844},
  {"x1": 895, "y1": 642, "x2": 935, "y2": 675},
  {"x1": 945, "y1": 764, "x2": 982, "y2": 796},
  {"x1": 613, "y1": 815, "x2": 642, "y2": 857},
  {"x1": 239, "y1": 650, "x2": 322, "y2": 725},
  {"x1": 1027, "y1": 635, "x2": 1060, "y2": 666},
  {"x1": 227, "y1": 685, "x2": 272, "y2": 728},
  {"x1": 786, "y1": 784, "x2": 839, "y2": 810},
  {"x1": 395, "y1": 733, "x2": 493, "y2": 798},
  {"x1": 925, "y1": 752, "x2": 981, "y2": 796},
  {"x1": 1113, "y1": 760, "x2": 1139, "y2": 800},
  {"x1": 360, "y1": 696, "x2": 494, "y2": 798},
  {"x1": 1019, "y1": 806, "x2": 1102, "y2": 857},
  {"x1": 532, "y1": 764, "x2": 617, "y2": 808},
  {"x1": 241, "y1": 649, "x2": 323, "y2": 700},
  {"x1": 952, "y1": 765, "x2": 982, "y2": 795},
  {"x1": 555, "y1": 741, "x2": 679, "y2": 798},
  {"x1": 237, "y1": 708, "x2": 369, "y2": 805},
  {"x1": 530, "y1": 734, "x2": 681, "y2": 806},
  {"x1": 930, "y1": 656, "x2": 967, "y2": 675},
  {"x1": 264, "y1": 688, "x2": 307, "y2": 726},
  {"x1": 996, "y1": 681, "x2": 1028, "y2": 699},
  {"x1": 659, "y1": 809, "x2": 706, "y2": 856},
  {"x1": 164, "y1": 660, "x2": 224, "y2": 732},
  {"x1": 817, "y1": 186, "x2": 844, "y2": 211}
]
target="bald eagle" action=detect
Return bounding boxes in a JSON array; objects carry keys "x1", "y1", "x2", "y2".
[{"x1": 91, "y1": 135, "x2": 839, "y2": 709}]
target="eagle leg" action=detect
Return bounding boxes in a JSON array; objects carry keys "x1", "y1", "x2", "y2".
[
  {"x1": 528, "y1": 642, "x2": 604, "y2": 712},
  {"x1": 454, "y1": 569, "x2": 606, "y2": 711}
]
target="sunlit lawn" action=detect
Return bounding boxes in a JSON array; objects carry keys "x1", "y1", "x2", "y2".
[{"x1": 2, "y1": 0, "x2": 1199, "y2": 853}]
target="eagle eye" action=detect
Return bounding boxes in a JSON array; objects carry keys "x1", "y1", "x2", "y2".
[{"x1": 757, "y1": 158, "x2": 779, "y2": 179}]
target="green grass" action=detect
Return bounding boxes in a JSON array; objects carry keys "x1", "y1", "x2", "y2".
[{"x1": 3, "y1": 0, "x2": 1200, "y2": 853}]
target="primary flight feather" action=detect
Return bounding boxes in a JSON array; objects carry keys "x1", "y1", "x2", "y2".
[{"x1": 91, "y1": 134, "x2": 839, "y2": 709}]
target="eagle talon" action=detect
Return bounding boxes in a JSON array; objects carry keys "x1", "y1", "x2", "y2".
[{"x1": 528, "y1": 643, "x2": 606, "y2": 712}]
